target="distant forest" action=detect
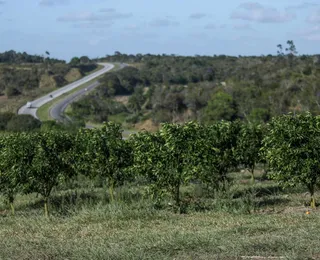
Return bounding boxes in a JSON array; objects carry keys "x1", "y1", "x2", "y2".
[
  {"x1": 70, "y1": 45, "x2": 320, "y2": 126},
  {"x1": 0, "y1": 50, "x2": 65, "y2": 64}
]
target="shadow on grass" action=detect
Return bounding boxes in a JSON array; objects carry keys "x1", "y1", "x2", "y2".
[
  {"x1": 26, "y1": 190, "x2": 106, "y2": 216},
  {"x1": 256, "y1": 197, "x2": 290, "y2": 208},
  {"x1": 233, "y1": 185, "x2": 284, "y2": 199}
]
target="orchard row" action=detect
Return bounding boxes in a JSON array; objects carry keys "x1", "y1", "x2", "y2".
[{"x1": 1, "y1": 112, "x2": 319, "y2": 216}]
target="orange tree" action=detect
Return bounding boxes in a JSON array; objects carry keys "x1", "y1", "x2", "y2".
[
  {"x1": 263, "y1": 113, "x2": 320, "y2": 208},
  {"x1": 202, "y1": 121, "x2": 241, "y2": 186},
  {"x1": 29, "y1": 131, "x2": 75, "y2": 217},
  {"x1": 0, "y1": 133, "x2": 35, "y2": 215},
  {"x1": 74, "y1": 122, "x2": 133, "y2": 202},
  {"x1": 130, "y1": 122, "x2": 206, "y2": 210},
  {"x1": 236, "y1": 123, "x2": 265, "y2": 183}
]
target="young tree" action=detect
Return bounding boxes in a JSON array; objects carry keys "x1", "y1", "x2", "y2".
[
  {"x1": 74, "y1": 122, "x2": 133, "y2": 202},
  {"x1": 263, "y1": 113, "x2": 320, "y2": 208},
  {"x1": 29, "y1": 131, "x2": 75, "y2": 217},
  {"x1": 202, "y1": 91, "x2": 238, "y2": 123},
  {"x1": 236, "y1": 123, "x2": 265, "y2": 183},
  {"x1": 130, "y1": 122, "x2": 205, "y2": 210},
  {"x1": 0, "y1": 133, "x2": 35, "y2": 215},
  {"x1": 202, "y1": 121, "x2": 241, "y2": 185}
]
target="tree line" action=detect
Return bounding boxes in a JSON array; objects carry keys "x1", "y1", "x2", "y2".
[
  {"x1": 71, "y1": 48, "x2": 320, "y2": 126},
  {"x1": 1, "y1": 113, "x2": 320, "y2": 217}
]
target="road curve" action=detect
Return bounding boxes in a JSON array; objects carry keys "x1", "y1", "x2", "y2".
[
  {"x1": 18, "y1": 63, "x2": 114, "y2": 119},
  {"x1": 50, "y1": 63, "x2": 127, "y2": 123},
  {"x1": 50, "y1": 81, "x2": 100, "y2": 122}
]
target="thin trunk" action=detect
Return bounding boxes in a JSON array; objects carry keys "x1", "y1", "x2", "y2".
[
  {"x1": 311, "y1": 194, "x2": 316, "y2": 209},
  {"x1": 109, "y1": 179, "x2": 115, "y2": 203},
  {"x1": 175, "y1": 182, "x2": 180, "y2": 208},
  {"x1": 10, "y1": 202, "x2": 15, "y2": 216},
  {"x1": 9, "y1": 194, "x2": 15, "y2": 216},
  {"x1": 250, "y1": 165, "x2": 255, "y2": 184},
  {"x1": 44, "y1": 197, "x2": 49, "y2": 218},
  {"x1": 308, "y1": 184, "x2": 316, "y2": 209}
]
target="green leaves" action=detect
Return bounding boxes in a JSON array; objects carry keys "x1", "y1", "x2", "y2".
[
  {"x1": 74, "y1": 122, "x2": 133, "y2": 201},
  {"x1": 263, "y1": 112, "x2": 320, "y2": 207},
  {"x1": 236, "y1": 123, "x2": 265, "y2": 181}
]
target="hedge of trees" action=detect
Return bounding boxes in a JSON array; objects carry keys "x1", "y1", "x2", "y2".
[{"x1": 1, "y1": 113, "x2": 320, "y2": 217}]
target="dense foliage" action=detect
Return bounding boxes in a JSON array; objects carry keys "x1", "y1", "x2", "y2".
[
  {"x1": 71, "y1": 50, "x2": 320, "y2": 125},
  {"x1": 2, "y1": 114, "x2": 320, "y2": 216},
  {"x1": 0, "y1": 50, "x2": 65, "y2": 64}
]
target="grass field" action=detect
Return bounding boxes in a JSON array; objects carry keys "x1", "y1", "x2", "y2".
[{"x1": 1, "y1": 169, "x2": 319, "y2": 260}]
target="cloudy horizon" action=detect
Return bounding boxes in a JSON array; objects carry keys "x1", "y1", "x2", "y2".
[{"x1": 0, "y1": 0, "x2": 319, "y2": 61}]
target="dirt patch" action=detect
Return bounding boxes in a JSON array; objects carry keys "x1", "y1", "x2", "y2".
[
  {"x1": 39, "y1": 74, "x2": 58, "y2": 89},
  {"x1": 64, "y1": 68, "x2": 83, "y2": 83},
  {"x1": 114, "y1": 95, "x2": 129, "y2": 105},
  {"x1": 134, "y1": 119, "x2": 159, "y2": 132}
]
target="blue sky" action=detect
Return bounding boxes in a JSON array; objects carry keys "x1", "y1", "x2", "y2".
[{"x1": 0, "y1": 0, "x2": 319, "y2": 61}]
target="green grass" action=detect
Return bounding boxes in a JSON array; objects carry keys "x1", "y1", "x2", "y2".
[
  {"x1": 37, "y1": 63, "x2": 120, "y2": 121},
  {"x1": 1, "y1": 169, "x2": 319, "y2": 259}
]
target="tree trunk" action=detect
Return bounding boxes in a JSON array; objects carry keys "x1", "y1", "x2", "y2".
[
  {"x1": 10, "y1": 202, "x2": 15, "y2": 216},
  {"x1": 9, "y1": 195, "x2": 15, "y2": 216},
  {"x1": 308, "y1": 185, "x2": 316, "y2": 208},
  {"x1": 44, "y1": 197, "x2": 49, "y2": 218},
  {"x1": 250, "y1": 165, "x2": 255, "y2": 184},
  {"x1": 174, "y1": 181, "x2": 180, "y2": 211},
  {"x1": 109, "y1": 179, "x2": 115, "y2": 203}
]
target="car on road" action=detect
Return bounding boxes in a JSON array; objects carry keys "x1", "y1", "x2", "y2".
[{"x1": 27, "y1": 102, "x2": 32, "y2": 108}]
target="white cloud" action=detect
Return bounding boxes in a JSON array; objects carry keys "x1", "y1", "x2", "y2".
[
  {"x1": 73, "y1": 22, "x2": 113, "y2": 29},
  {"x1": 189, "y1": 13, "x2": 207, "y2": 19},
  {"x1": 149, "y1": 18, "x2": 179, "y2": 27},
  {"x1": 233, "y1": 24, "x2": 255, "y2": 31},
  {"x1": 298, "y1": 25, "x2": 320, "y2": 41},
  {"x1": 57, "y1": 9, "x2": 132, "y2": 22},
  {"x1": 231, "y1": 2, "x2": 295, "y2": 23},
  {"x1": 204, "y1": 23, "x2": 216, "y2": 30},
  {"x1": 307, "y1": 9, "x2": 320, "y2": 23},
  {"x1": 39, "y1": 0, "x2": 69, "y2": 7},
  {"x1": 286, "y1": 2, "x2": 319, "y2": 10}
]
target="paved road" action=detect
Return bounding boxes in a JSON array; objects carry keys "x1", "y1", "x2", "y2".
[
  {"x1": 18, "y1": 63, "x2": 114, "y2": 119},
  {"x1": 50, "y1": 63, "x2": 127, "y2": 123},
  {"x1": 50, "y1": 81, "x2": 100, "y2": 122}
]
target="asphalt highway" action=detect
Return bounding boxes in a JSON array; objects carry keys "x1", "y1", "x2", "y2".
[{"x1": 18, "y1": 63, "x2": 114, "y2": 119}]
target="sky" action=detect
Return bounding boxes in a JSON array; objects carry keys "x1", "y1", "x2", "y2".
[{"x1": 0, "y1": 0, "x2": 319, "y2": 61}]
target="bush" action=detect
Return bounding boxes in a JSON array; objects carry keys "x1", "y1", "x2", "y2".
[{"x1": 6, "y1": 115, "x2": 41, "y2": 132}]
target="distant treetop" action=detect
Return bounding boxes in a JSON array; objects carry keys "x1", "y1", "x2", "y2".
[{"x1": 0, "y1": 50, "x2": 65, "y2": 64}]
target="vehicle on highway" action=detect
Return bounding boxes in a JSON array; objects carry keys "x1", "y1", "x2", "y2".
[{"x1": 26, "y1": 102, "x2": 32, "y2": 108}]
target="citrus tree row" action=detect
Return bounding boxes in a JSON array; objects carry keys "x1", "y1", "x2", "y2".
[{"x1": 1, "y1": 113, "x2": 320, "y2": 217}]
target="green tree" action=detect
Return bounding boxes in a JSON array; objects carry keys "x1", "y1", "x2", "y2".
[
  {"x1": 0, "y1": 133, "x2": 35, "y2": 215},
  {"x1": 263, "y1": 113, "x2": 320, "y2": 208},
  {"x1": 6, "y1": 115, "x2": 41, "y2": 132},
  {"x1": 203, "y1": 121, "x2": 241, "y2": 185},
  {"x1": 29, "y1": 131, "x2": 75, "y2": 217},
  {"x1": 74, "y1": 122, "x2": 133, "y2": 202},
  {"x1": 236, "y1": 123, "x2": 264, "y2": 182},
  {"x1": 202, "y1": 91, "x2": 237, "y2": 123},
  {"x1": 70, "y1": 57, "x2": 80, "y2": 66},
  {"x1": 0, "y1": 112, "x2": 14, "y2": 131},
  {"x1": 130, "y1": 122, "x2": 205, "y2": 210}
]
